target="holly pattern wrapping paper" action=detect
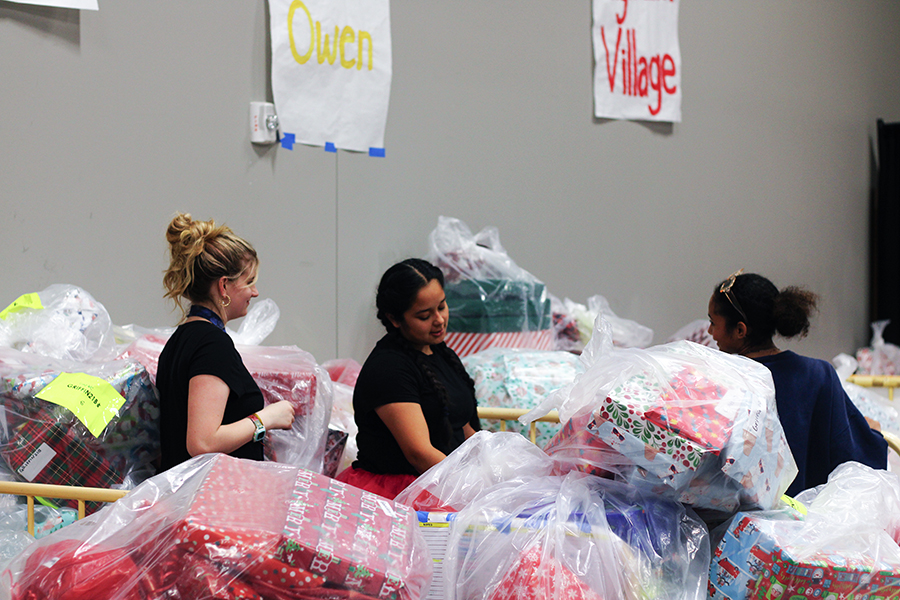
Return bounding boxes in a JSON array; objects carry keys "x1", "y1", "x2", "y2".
[
  {"x1": 543, "y1": 341, "x2": 796, "y2": 510},
  {"x1": 277, "y1": 470, "x2": 430, "y2": 600}
]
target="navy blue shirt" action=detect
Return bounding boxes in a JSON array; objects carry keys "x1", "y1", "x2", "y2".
[{"x1": 755, "y1": 350, "x2": 887, "y2": 496}]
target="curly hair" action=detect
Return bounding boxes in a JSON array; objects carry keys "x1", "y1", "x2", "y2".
[
  {"x1": 162, "y1": 212, "x2": 258, "y2": 318},
  {"x1": 712, "y1": 272, "x2": 819, "y2": 347}
]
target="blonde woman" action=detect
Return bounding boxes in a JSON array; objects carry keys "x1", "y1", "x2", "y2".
[{"x1": 156, "y1": 213, "x2": 294, "y2": 471}]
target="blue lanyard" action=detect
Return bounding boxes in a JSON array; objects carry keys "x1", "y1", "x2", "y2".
[{"x1": 188, "y1": 305, "x2": 226, "y2": 331}]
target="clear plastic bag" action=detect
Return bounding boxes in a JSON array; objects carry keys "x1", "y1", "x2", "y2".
[
  {"x1": 564, "y1": 295, "x2": 654, "y2": 349},
  {"x1": 667, "y1": 319, "x2": 717, "y2": 349},
  {"x1": 0, "y1": 348, "x2": 160, "y2": 509},
  {"x1": 523, "y1": 316, "x2": 797, "y2": 512},
  {"x1": 444, "y1": 471, "x2": 710, "y2": 600},
  {"x1": 394, "y1": 431, "x2": 557, "y2": 512},
  {"x1": 120, "y1": 331, "x2": 334, "y2": 474},
  {"x1": 0, "y1": 285, "x2": 119, "y2": 363},
  {"x1": 710, "y1": 462, "x2": 900, "y2": 600},
  {"x1": 321, "y1": 357, "x2": 363, "y2": 387},
  {"x1": 856, "y1": 319, "x2": 900, "y2": 375},
  {"x1": 236, "y1": 344, "x2": 334, "y2": 474},
  {"x1": 425, "y1": 215, "x2": 536, "y2": 284},
  {"x1": 425, "y1": 216, "x2": 554, "y2": 356},
  {"x1": 1, "y1": 453, "x2": 433, "y2": 600},
  {"x1": 548, "y1": 293, "x2": 582, "y2": 352},
  {"x1": 463, "y1": 349, "x2": 580, "y2": 447}
]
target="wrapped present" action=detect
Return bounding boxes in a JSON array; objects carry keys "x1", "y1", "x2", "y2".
[
  {"x1": 0, "y1": 284, "x2": 119, "y2": 363},
  {"x1": 121, "y1": 334, "x2": 333, "y2": 473},
  {"x1": 462, "y1": 349, "x2": 578, "y2": 446},
  {"x1": 395, "y1": 431, "x2": 557, "y2": 512},
  {"x1": 445, "y1": 472, "x2": 710, "y2": 600},
  {"x1": 711, "y1": 464, "x2": 900, "y2": 599},
  {"x1": 444, "y1": 330, "x2": 554, "y2": 357},
  {"x1": 277, "y1": 470, "x2": 429, "y2": 600},
  {"x1": 425, "y1": 217, "x2": 554, "y2": 357},
  {"x1": 4, "y1": 454, "x2": 433, "y2": 600},
  {"x1": 0, "y1": 350, "x2": 160, "y2": 511},
  {"x1": 444, "y1": 279, "x2": 553, "y2": 358},
  {"x1": 535, "y1": 337, "x2": 796, "y2": 512}
]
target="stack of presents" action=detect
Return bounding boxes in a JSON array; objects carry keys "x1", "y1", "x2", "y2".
[{"x1": 4, "y1": 217, "x2": 900, "y2": 599}]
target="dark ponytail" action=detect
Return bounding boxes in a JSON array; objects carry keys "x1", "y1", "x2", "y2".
[
  {"x1": 376, "y1": 259, "x2": 480, "y2": 443},
  {"x1": 712, "y1": 273, "x2": 819, "y2": 347},
  {"x1": 376, "y1": 258, "x2": 445, "y2": 332}
]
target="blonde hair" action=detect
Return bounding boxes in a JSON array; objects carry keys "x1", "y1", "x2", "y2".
[{"x1": 162, "y1": 212, "x2": 258, "y2": 317}]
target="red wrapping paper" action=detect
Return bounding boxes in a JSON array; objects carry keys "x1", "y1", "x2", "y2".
[{"x1": 277, "y1": 470, "x2": 424, "y2": 600}]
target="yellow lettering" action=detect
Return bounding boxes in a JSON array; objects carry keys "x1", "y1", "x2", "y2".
[
  {"x1": 288, "y1": 1, "x2": 314, "y2": 64},
  {"x1": 357, "y1": 30, "x2": 373, "y2": 71},
  {"x1": 316, "y1": 22, "x2": 339, "y2": 65},
  {"x1": 339, "y1": 26, "x2": 356, "y2": 69}
]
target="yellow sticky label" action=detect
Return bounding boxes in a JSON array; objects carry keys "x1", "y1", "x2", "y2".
[
  {"x1": 0, "y1": 293, "x2": 43, "y2": 320},
  {"x1": 780, "y1": 494, "x2": 807, "y2": 516},
  {"x1": 36, "y1": 372, "x2": 126, "y2": 437}
]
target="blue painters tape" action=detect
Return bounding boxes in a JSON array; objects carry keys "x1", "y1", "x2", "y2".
[
  {"x1": 369, "y1": 147, "x2": 386, "y2": 158},
  {"x1": 281, "y1": 133, "x2": 295, "y2": 150},
  {"x1": 324, "y1": 142, "x2": 337, "y2": 153}
]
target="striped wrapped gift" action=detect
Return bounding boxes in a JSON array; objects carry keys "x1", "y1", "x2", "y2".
[{"x1": 445, "y1": 330, "x2": 554, "y2": 358}]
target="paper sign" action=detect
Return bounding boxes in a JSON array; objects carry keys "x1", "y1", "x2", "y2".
[
  {"x1": 4, "y1": 0, "x2": 98, "y2": 9},
  {"x1": 592, "y1": 0, "x2": 681, "y2": 122},
  {"x1": 35, "y1": 372, "x2": 126, "y2": 437},
  {"x1": 269, "y1": 0, "x2": 392, "y2": 153},
  {"x1": 0, "y1": 293, "x2": 43, "y2": 321}
]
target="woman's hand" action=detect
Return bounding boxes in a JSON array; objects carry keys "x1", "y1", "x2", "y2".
[
  {"x1": 375, "y1": 402, "x2": 446, "y2": 474},
  {"x1": 258, "y1": 400, "x2": 296, "y2": 431},
  {"x1": 186, "y1": 376, "x2": 294, "y2": 457}
]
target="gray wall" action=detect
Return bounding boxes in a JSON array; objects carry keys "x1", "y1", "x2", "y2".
[{"x1": 2, "y1": 1, "x2": 899, "y2": 366}]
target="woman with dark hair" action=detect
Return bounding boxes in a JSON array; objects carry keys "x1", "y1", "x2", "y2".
[
  {"x1": 336, "y1": 258, "x2": 480, "y2": 499},
  {"x1": 707, "y1": 269, "x2": 887, "y2": 496}
]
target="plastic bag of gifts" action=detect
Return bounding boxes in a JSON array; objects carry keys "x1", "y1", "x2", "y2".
[
  {"x1": 833, "y1": 353, "x2": 900, "y2": 437},
  {"x1": 709, "y1": 462, "x2": 900, "y2": 600},
  {"x1": 120, "y1": 332, "x2": 334, "y2": 474},
  {"x1": 443, "y1": 471, "x2": 710, "y2": 600},
  {"x1": 563, "y1": 295, "x2": 654, "y2": 350},
  {"x1": 855, "y1": 319, "x2": 900, "y2": 375},
  {"x1": 425, "y1": 216, "x2": 553, "y2": 357},
  {"x1": 462, "y1": 349, "x2": 580, "y2": 447},
  {"x1": 394, "y1": 431, "x2": 557, "y2": 512},
  {"x1": 1, "y1": 453, "x2": 433, "y2": 600},
  {"x1": 0, "y1": 347, "x2": 159, "y2": 512},
  {"x1": 523, "y1": 316, "x2": 797, "y2": 513},
  {"x1": 0, "y1": 284, "x2": 119, "y2": 363}
]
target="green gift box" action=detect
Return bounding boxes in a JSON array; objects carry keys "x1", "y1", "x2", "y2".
[{"x1": 445, "y1": 279, "x2": 551, "y2": 333}]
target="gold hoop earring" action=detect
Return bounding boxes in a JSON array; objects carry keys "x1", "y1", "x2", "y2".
[{"x1": 221, "y1": 295, "x2": 231, "y2": 308}]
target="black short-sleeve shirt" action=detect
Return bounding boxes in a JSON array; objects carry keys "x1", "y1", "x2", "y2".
[
  {"x1": 352, "y1": 334, "x2": 478, "y2": 475},
  {"x1": 156, "y1": 320, "x2": 264, "y2": 471}
]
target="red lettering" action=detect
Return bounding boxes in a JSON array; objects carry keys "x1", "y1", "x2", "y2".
[
  {"x1": 662, "y1": 53, "x2": 677, "y2": 93},
  {"x1": 616, "y1": 0, "x2": 628, "y2": 24},
  {"x1": 648, "y1": 55, "x2": 662, "y2": 115},
  {"x1": 637, "y1": 57, "x2": 648, "y2": 96},
  {"x1": 600, "y1": 26, "x2": 623, "y2": 93}
]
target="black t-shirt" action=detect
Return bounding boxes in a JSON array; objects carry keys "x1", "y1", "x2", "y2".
[
  {"x1": 156, "y1": 320, "x2": 264, "y2": 471},
  {"x1": 352, "y1": 334, "x2": 478, "y2": 475}
]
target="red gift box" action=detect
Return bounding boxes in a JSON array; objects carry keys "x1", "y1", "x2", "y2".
[
  {"x1": 487, "y1": 543, "x2": 605, "y2": 600},
  {"x1": 276, "y1": 470, "x2": 428, "y2": 600}
]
